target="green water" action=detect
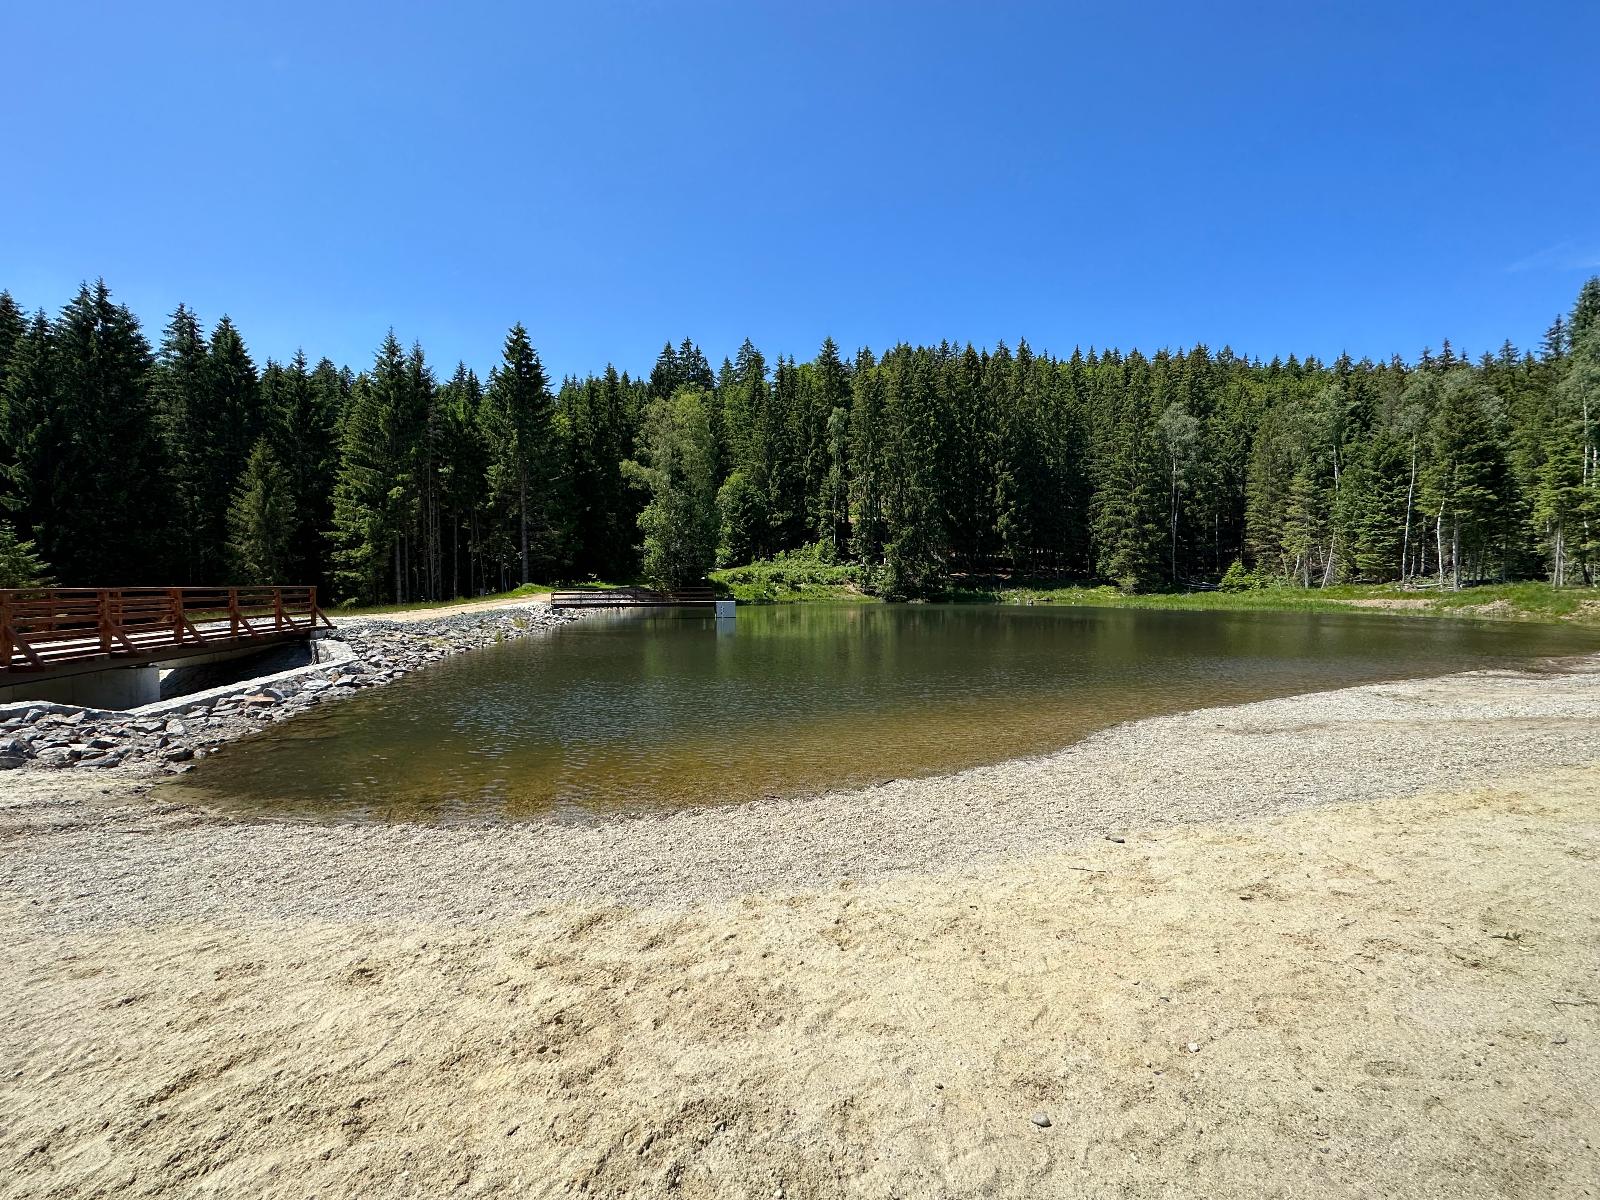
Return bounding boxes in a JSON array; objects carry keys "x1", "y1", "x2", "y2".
[{"x1": 161, "y1": 604, "x2": 1599, "y2": 823}]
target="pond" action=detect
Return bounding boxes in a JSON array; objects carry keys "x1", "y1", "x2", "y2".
[{"x1": 160, "y1": 604, "x2": 1599, "y2": 823}]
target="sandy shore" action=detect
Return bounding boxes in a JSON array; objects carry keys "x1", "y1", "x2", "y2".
[{"x1": 2, "y1": 659, "x2": 1598, "y2": 1196}]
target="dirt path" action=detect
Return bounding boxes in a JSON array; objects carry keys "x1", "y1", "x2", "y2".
[{"x1": 331, "y1": 593, "x2": 554, "y2": 624}]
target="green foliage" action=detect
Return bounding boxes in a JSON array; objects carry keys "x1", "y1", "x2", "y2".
[
  {"x1": 0, "y1": 520, "x2": 50, "y2": 587},
  {"x1": 228, "y1": 438, "x2": 295, "y2": 583},
  {"x1": 12, "y1": 282, "x2": 169, "y2": 583},
  {"x1": 482, "y1": 323, "x2": 557, "y2": 584},
  {"x1": 716, "y1": 469, "x2": 767, "y2": 567},
  {"x1": 626, "y1": 389, "x2": 719, "y2": 590},
  {"x1": 1217, "y1": 559, "x2": 1260, "y2": 591},
  {"x1": 3, "y1": 273, "x2": 1600, "y2": 612},
  {"x1": 712, "y1": 545, "x2": 864, "y2": 602}
]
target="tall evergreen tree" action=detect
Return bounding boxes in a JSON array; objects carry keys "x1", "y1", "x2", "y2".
[
  {"x1": 481, "y1": 324, "x2": 556, "y2": 584},
  {"x1": 228, "y1": 438, "x2": 295, "y2": 583},
  {"x1": 39, "y1": 282, "x2": 169, "y2": 582}
]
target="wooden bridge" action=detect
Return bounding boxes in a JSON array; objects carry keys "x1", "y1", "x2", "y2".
[
  {"x1": 0, "y1": 586, "x2": 332, "y2": 680},
  {"x1": 549, "y1": 587, "x2": 719, "y2": 610}
]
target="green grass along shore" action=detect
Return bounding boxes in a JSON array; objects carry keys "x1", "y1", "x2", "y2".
[{"x1": 336, "y1": 572, "x2": 1600, "y2": 629}]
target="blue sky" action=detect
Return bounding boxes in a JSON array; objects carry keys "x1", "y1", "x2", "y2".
[{"x1": 5, "y1": 1, "x2": 1598, "y2": 380}]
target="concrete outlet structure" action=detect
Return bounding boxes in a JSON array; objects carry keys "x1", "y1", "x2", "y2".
[{"x1": 0, "y1": 642, "x2": 315, "y2": 711}]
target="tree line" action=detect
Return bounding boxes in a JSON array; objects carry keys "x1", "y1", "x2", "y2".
[{"x1": 1, "y1": 277, "x2": 1597, "y2": 600}]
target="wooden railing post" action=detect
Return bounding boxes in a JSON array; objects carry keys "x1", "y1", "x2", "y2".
[
  {"x1": 273, "y1": 587, "x2": 285, "y2": 631},
  {"x1": 98, "y1": 589, "x2": 114, "y2": 656},
  {"x1": 229, "y1": 587, "x2": 239, "y2": 639},
  {"x1": 0, "y1": 591, "x2": 11, "y2": 669},
  {"x1": 170, "y1": 587, "x2": 183, "y2": 644}
]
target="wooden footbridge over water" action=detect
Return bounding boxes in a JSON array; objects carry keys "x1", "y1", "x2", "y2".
[
  {"x1": 549, "y1": 587, "x2": 722, "y2": 610},
  {"x1": 0, "y1": 586, "x2": 332, "y2": 706}
]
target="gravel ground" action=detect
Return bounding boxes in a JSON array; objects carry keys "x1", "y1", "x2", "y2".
[
  {"x1": 3, "y1": 653, "x2": 1599, "y2": 1198},
  {"x1": 3, "y1": 654, "x2": 1597, "y2": 931}
]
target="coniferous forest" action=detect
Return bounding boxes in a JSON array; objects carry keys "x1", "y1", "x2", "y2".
[{"x1": 2, "y1": 277, "x2": 1599, "y2": 602}]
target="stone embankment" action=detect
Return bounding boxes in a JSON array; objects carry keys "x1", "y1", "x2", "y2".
[{"x1": 0, "y1": 603, "x2": 575, "y2": 776}]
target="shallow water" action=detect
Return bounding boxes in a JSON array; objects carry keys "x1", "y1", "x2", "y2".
[{"x1": 161, "y1": 604, "x2": 1599, "y2": 823}]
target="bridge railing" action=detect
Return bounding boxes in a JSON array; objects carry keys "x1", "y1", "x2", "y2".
[
  {"x1": 550, "y1": 587, "x2": 717, "y2": 609},
  {"x1": 0, "y1": 586, "x2": 331, "y2": 673}
]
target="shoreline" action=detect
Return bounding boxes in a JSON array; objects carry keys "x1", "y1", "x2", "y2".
[
  {"x1": 5, "y1": 650, "x2": 1598, "y2": 925},
  {"x1": 3, "y1": 653, "x2": 1598, "y2": 1197},
  {"x1": 0, "y1": 601, "x2": 577, "y2": 776}
]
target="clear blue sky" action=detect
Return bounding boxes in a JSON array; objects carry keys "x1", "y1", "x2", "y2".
[{"x1": 5, "y1": 1, "x2": 1598, "y2": 380}]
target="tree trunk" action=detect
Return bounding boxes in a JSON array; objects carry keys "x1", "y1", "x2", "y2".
[
  {"x1": 519, "y1": 468, "x2": 530, "y2": 585},
  {"x1": 1435, "y1": 503, "x2": 1446, "y2": 591},
  {"x1": 1399, "y1": 448, "x2": 1417, "y2": 583},
  {"x1": 1169, "y1": 461, "x2": 1179, "y2": 586}
]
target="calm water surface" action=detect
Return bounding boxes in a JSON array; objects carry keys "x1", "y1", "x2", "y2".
[{"x1": 161, "y1": 604, "x2": 1599, "y2": 823}]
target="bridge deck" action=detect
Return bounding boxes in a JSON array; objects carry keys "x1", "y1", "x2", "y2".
[{"x1": 1, "y1": 587, "x2": 331, "y2": 678}]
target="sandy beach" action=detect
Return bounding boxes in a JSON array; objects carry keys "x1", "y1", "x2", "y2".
[{"x1": 2, "y1": 658, "x2": 1598, "y2": 1197}]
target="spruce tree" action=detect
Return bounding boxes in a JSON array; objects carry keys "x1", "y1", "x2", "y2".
[
  {"x1": 0, "y1": 521, "x2": 50, "y2": 587},
  {"x1": 0, "y1": 291, "x2": 23, "y2": 400},
  {"x1": 331, "y1": 333, "x2": 412, "y2": 602},
  {"x1": 1571, "y1": 276, "x2": 1600, "y2": 346},
  {"x1": 261, "y1": 351, "x2": 342, "y2": 589},
  {"x1": 1420, "y1": 372, "x2": 1509, "y2": 588},
  {"x1": 228, "y1": 438, "x2": 295, "y2": 583},
  {"x1": 481, "y1": 324, "x2": 556, "y2": 584},
  {"x1": 1, "y1": 311, "x2": 58, "y2": 549},
  {"x1": 42, "y1": 282, "x2": 170, "y2": 582},
  {"x1": 150, "y1": 304, "x2": 214, "y2": 579}
]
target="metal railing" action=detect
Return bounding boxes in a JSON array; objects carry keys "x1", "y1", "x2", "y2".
[{"x1": 0, "y1": 586, "x2": 331, "y2": 674}]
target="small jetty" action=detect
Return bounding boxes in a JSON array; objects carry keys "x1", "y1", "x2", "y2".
[{"x1": 550, "y1": 587, "x2": 719, "y2": 610}]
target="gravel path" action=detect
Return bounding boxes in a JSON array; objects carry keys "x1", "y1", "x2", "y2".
[{"x1": 4, "y1": 654, "x2": 1597, "y2": 932}]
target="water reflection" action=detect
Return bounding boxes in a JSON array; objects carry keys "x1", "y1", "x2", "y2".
[{"x1": 159, "y1": 604, "x2": 1598, "y2": 823}]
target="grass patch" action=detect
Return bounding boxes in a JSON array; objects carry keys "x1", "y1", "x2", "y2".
[
  {"x1": 934, "y1": 578, "x2": 1600, "y2": 626},
  {"x1": 710, "y1": 555, "x2": 869, "y2": 604},
  {"x1": 707, "y1": 563, "x2": 1600, "y2": 627}
]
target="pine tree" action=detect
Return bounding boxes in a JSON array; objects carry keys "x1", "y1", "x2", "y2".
[
  {"x1": 261, "y1": 353, "x2": 345, "y2": 589},
  {"x1": 228, "y1": 438, "x2": 295, "y2": 583},
  {"x1": 481, "y1": 324, "x2": 556, "y2": 584},
  {"x1": 1420, "y1": 371, "x2": 1509, "y2": 588},
  {"x1": 331, "y1": 333, "x2": 413, "y2": 603},
  {"x1": 41, "y1": 282, "x2": 170, "y2": 582},
  {"x1": 1571, "y1": 276, "x2": 1600, "y2": 346},
  {"x1": 0, "y1": 521, "x2": 50, "y2": 587},
  {"x1": 819, "y1": 405, "x2": 851, "y2": 560},
  {"x1": 1090, "y1": 410, "x2": 1163, "y2": 591},
  {"x1": 0, "y1": 291, "x2": 23, "y2": 400},
  {"x1": 561, "y1": 368, "x2": 636, "y2": 579},
  {"x1": 150, "y1": 304, "x2": 214, "y2": 579},
  {"x1": 1154, "y1": 401, "x2": 1201, "y2": 585},
  {"x1": 1, "y1": 311, "x2": 58, "y2": 547},
  {"x1": 437, "y1": 363, "x2": 489, "y2": 596},
  {"x1": 878, "y1": 347, "x2": 947, "y2": 597},
  {"x1": 849, "y1": 348, "x2": 887, "y2": 562}
]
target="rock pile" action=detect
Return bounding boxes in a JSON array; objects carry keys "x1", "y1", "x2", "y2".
[{"x1": 0, "y1": 604, "x2": 575, "y2": 776}]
